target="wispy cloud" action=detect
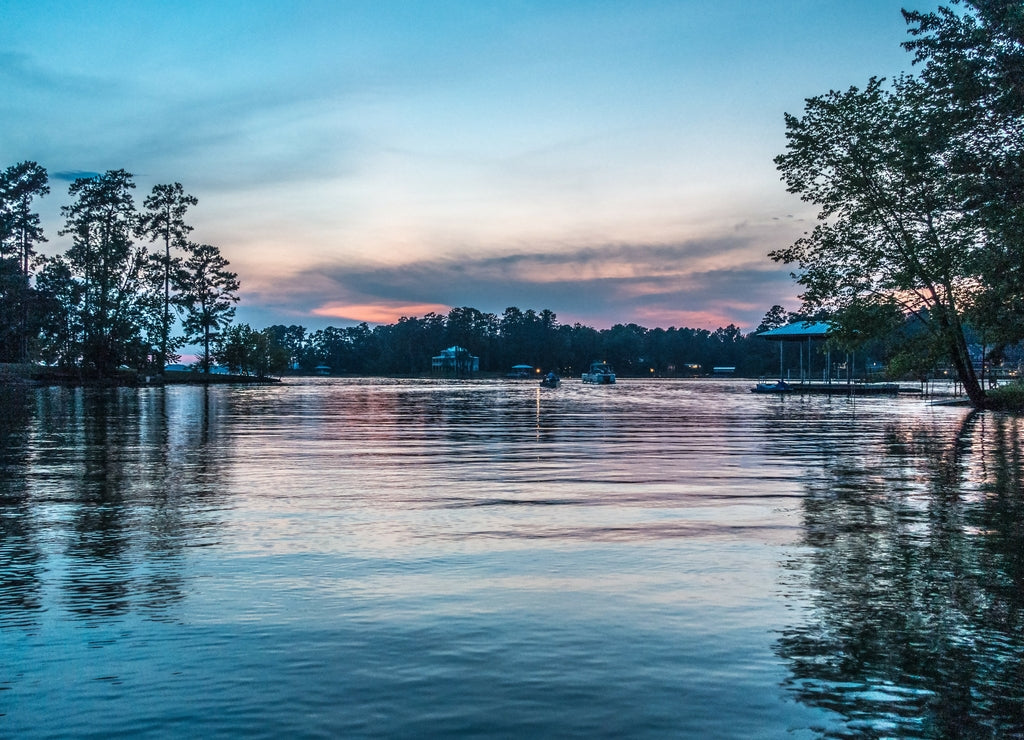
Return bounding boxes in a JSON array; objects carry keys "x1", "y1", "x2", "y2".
[
  {"x1": 0, "y1": 50, "x2": 119, "y2": 96},
  {"x1": 239, "y1": 237, "x2": 799, "y2": 331}
]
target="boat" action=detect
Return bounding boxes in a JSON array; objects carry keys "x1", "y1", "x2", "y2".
[
  {"x1": 582, "y1": 362, "x2": 616, "y2": 384},
  {"x1": 540, "y1": 373, "x2": 560, "y2": 388},
  {"x1": 751, "y1": 380, "x2": 793, "y2": 394}
]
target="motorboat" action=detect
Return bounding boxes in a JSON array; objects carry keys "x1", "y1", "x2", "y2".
[
  {"x1": 540, "y1": 373, "x2": 560, "y2": 388},
  {"x1": 582, "y1": 362, "x2": 616, "y2": 384},
  {"x1": 751, "y1": 380, "x2": 793, "y2": 394}
]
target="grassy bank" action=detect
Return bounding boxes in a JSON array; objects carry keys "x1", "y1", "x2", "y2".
[{"x1": 986, "y1": 382, "x2": 1024, "y2": 412}]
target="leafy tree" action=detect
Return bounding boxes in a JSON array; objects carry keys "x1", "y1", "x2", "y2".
[
  {"x1": 0, "y1": 161, "x2": 49, "y2": 277},
  {"x1": 264, "y1": 324, "x2": 311, "y2": 371},
  {"x1": 60, "y1": 169, "x2": 147, "y2": 374},
  {"x1": 498, "y1": 306, "x2": 528, "y2": 368},
  {"x1": 283, "y1": 325, "x2": 309, "y2": 370},
  {"x1": 534, "y1": 308, "x2": 562, "y2": 370},
  {"x1": 445, "y1": 306, "x2": 497, "y2": 368},
  {"x1": 135, "y1": 253, "x2": 173, "y2": 368},
  {"x1": 250, "y1": 328, "x2": 290, "y2": 377},
  {"x1": 179, "y1": 242, "x2": 239, "y2": 374},
  {"x1": 139, "y1": 183, "x2": 197, "y2": 372},
  {"x1": 217, "y1": 323, "x2": 288, "y2": 377},
  {"x1": 603, "y1": 323, "x2": 648, "y2": 373},
  {"x1": 756, "y1": 305, "x2": 790, "y2": 333},
  {"x1": 774, "y1": 1, "x2": 1024, "y2": 406},
  {"x1": 0, "y1": 257, "x2": 25, "y2": 361},
  {"x1": 308, "y1": 324, "x2": 380, "y2": 374},
  {"x1": 564, "y1": 322, "x2": 601, "y2": 375},
  {"x1": 0, "y1": 161, "x2": 49, "y2": 361},
  {"x1": 345, "y1": 323, "x2": 378, "y2": 374},
  {"x1": 772, "y1": 74, "x2": 992, "y2": 406},
  {"x1": 495, "y1": 306, "x2": 563, "y2": 371},
  {"x1": 34, "y1": 256, "x2": 84, "y2": 368},
  {"x1": 217, "y1": 323, "x2": 256, "y2": 374},
  {"x1": 308, "y1": 326, "x2": 349, "y2": 373},
  {"x1": 904, "y1": 1, "x2": 1024, "y2": 354},
  {"x1": 376, "y1": 316, "x2": 434, "y2": 374}
]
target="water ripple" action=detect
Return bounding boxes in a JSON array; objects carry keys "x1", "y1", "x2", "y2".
[{"x1": 1, "y1": 379, "x2": 1020, "y2": 737}]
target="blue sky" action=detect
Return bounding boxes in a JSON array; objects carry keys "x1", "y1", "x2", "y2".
[{"x1": 2, "y1": 0, "x2": 939, "y2": 331}]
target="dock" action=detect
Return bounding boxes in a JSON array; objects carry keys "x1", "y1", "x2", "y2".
[{"x1": 752, "y1": 380, "x2": 904, "y2": 396}]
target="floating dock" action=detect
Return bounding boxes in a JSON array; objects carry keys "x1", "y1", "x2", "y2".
[{"x1": 753, "y1": 381, "x2": 903, "y2": 396}]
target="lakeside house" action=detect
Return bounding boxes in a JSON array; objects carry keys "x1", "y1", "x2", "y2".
[{"x1": 431, "y1": 346, "x2": 479, "y2": 375}]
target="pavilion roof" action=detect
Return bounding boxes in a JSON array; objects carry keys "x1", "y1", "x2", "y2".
[{"x1": 756, "y1": 321, "x2": 834, "y2": 340}]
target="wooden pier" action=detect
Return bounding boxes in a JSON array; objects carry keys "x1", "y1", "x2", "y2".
[
  {"x1": 752, "y1": 380, "x2": 903, "y2": 396},
  {"x1": 795, "y1": 381, "x2": 901, "y2": 395}
]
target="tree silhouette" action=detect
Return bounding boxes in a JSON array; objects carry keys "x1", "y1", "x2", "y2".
[
  {"x1": 179, "y1": 242, "x2": 239, "y2": 374},
  {"x1": 139, "y1": 183, "x2": 197, "y2": 372}
]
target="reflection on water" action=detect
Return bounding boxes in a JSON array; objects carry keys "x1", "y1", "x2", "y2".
[
  {"x1": 777, "y1": 409, "x2": 1024, "y2": 737},
  {"x1": 1, "y1": 378, "x2": 1022, "y2": 737},
  {"x1": 0, "y1": 386, "x2": 228, "y2": 630},
  {"x1": 0, "y1": 383, "x2": 37, "y2": 626}
]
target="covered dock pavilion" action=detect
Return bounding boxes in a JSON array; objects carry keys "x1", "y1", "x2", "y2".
[
  {"x1": 755, "y1": 320, "x2": 899, "y2": 394},
  {"x1": 756, "y1": 321, "x2": 834, "y2": 383}
]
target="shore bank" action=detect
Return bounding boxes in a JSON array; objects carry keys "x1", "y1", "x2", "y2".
[{"x1": 1, "y1": 363, "x2": 280, "y2": 388}]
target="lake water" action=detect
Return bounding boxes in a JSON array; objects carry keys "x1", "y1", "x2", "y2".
[{"x1": 1, "y1": 378, "x2": 1022, "y2": 737}]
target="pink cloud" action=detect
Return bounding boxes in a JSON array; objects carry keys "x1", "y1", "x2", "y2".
[{"x1": 312, "y1": 302, "x2": 451, "y2": 324}]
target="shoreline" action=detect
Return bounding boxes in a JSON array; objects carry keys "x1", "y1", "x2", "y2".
[
  {"x1": 0, "y1": 363, "x2": 280, "y2": 388},
  {"x1": 2, "y1": 363, "x2": 1020, "y2": 410}
]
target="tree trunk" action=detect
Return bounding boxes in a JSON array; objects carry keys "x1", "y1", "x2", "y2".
[
  {"x1": 946, "y1": 327, "x2": 987, "y2": 408},
  {"x1": 203, "y1": 323, "x2": 211, "y2": 378},
  {"x1": 161, "y1": 238, "x2": 170, "y2": 373},
  {"x1": 20, "y1": 228, "x2": 30, "y2": 363}
]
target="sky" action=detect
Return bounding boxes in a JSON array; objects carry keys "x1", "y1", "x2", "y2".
[{"x1": 2, "y1": 0, "x2": 941, "y2": 332}]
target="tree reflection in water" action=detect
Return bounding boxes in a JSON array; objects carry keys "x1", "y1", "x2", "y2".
[
  {"x1": 0, "y1": 385, "x2": 228, "y2": 630},
  {"x1": 777, "y1": 410, "x2": 1024, "y2": 737},
  {"x1": 0, "y1": 383, "x2": 43, "y2": 628}
]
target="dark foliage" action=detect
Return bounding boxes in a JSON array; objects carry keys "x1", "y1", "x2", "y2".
[{"x1": 258, "y1": 308, "x2": 802, "y2": 378}]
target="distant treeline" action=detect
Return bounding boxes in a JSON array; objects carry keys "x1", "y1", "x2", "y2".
[
  {"x1": 242, "y1": 306, "x2": 800, "y2": 378},
  {"x1": 231, "y1": 299, "x2": 1023, "y2": 380}
]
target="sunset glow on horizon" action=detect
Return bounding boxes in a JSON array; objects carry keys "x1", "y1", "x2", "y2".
[{"x1": 312, "y1": 302, "x2": 453, "y2": 325}]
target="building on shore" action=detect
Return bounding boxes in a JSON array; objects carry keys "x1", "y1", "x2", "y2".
[{"x1": 431, "y1": 346, "x2": 479, "y2": 375}]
